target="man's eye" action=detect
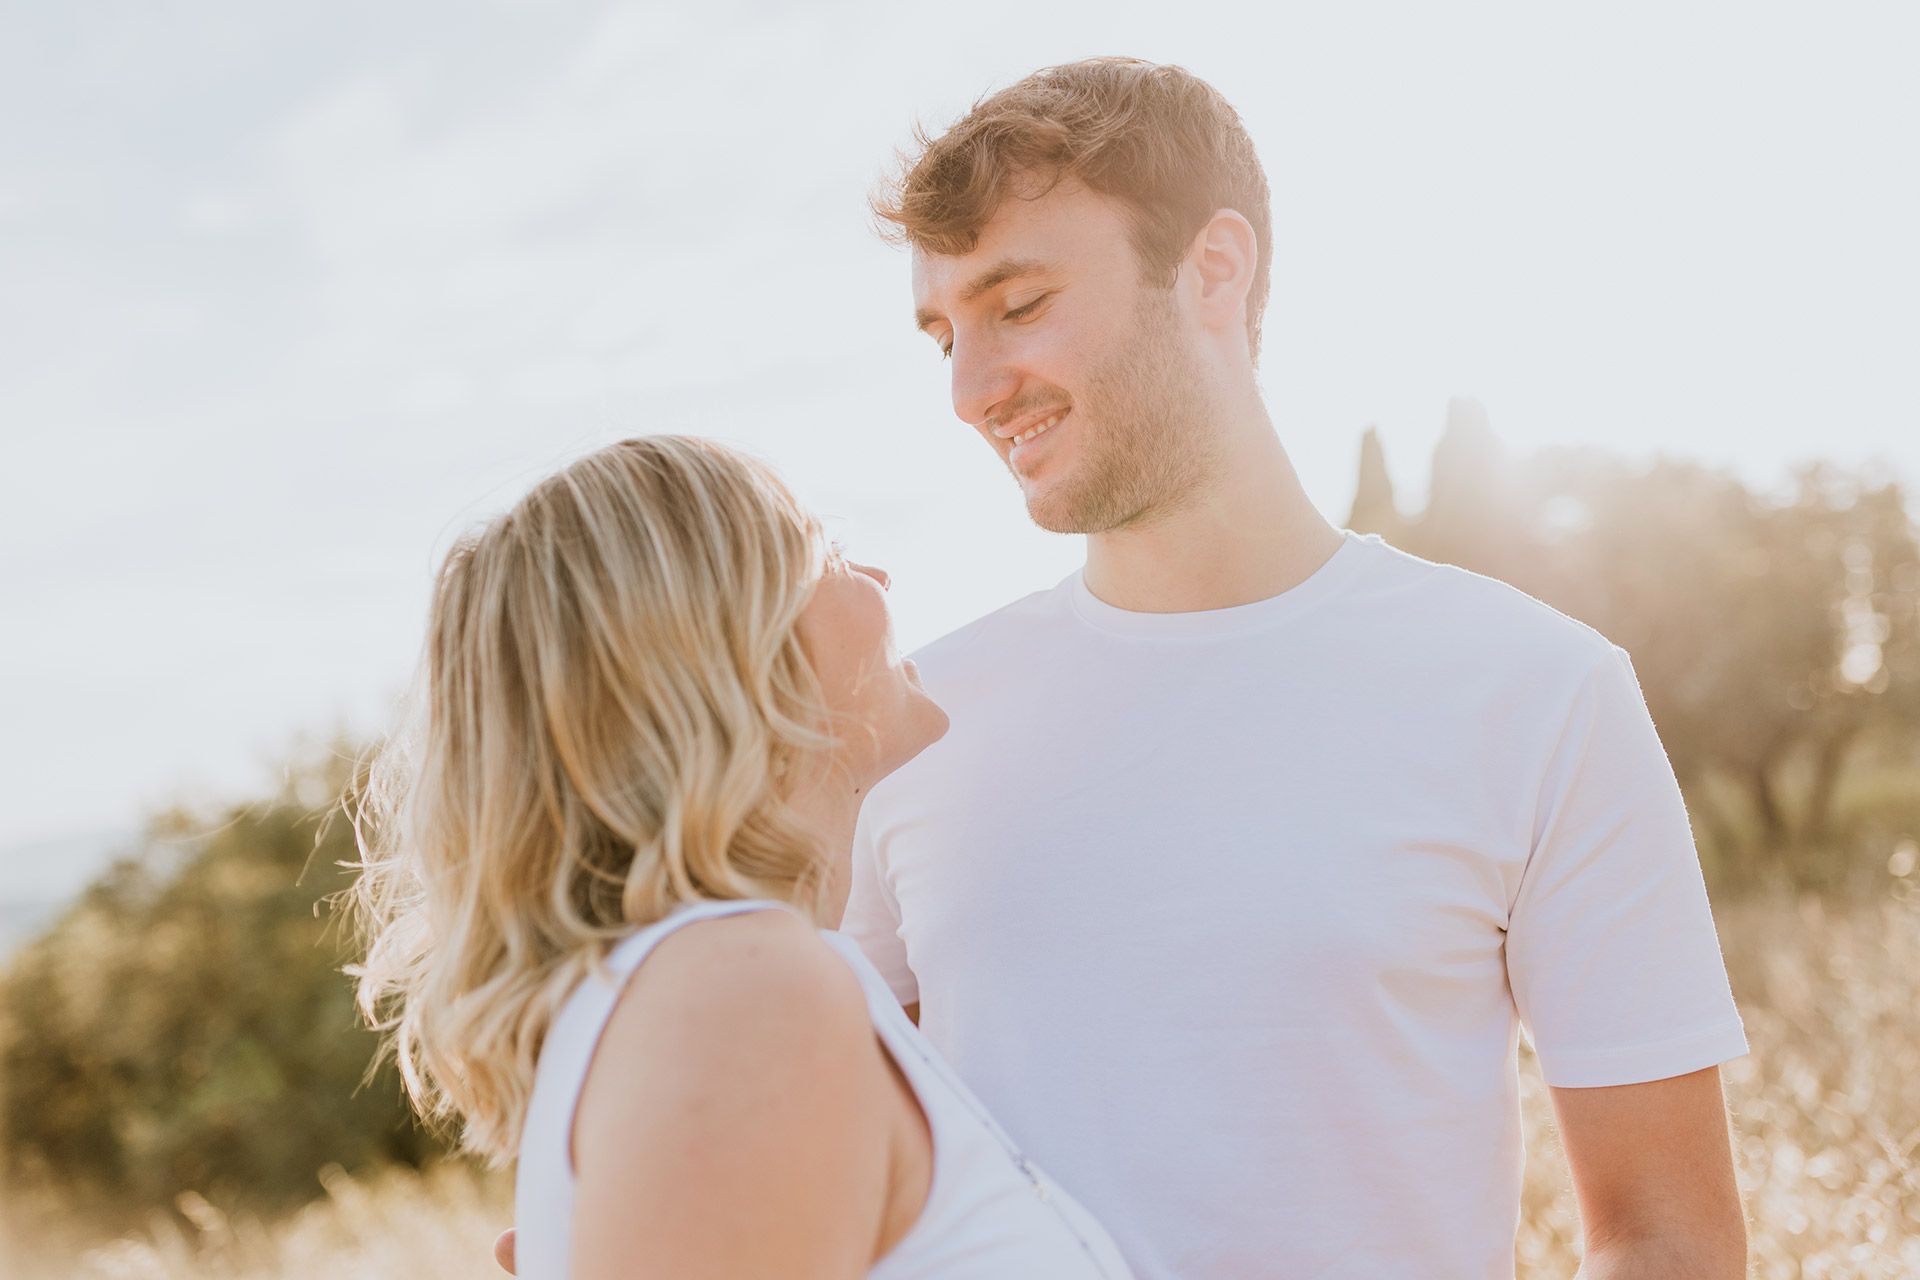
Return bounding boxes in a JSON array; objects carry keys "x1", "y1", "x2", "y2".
[
  {"x1": 1004, "y1": 294, "x2": 1051, "y2": 322},
  {"x1": 940, "y1": 342, "x2": 953, "y2": 360}
]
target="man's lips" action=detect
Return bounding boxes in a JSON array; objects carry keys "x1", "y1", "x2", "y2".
[
  {"x1": 992, "y1": 406, "x2": 1070, "y2": 445},
  {"x1": 1000, "y1": 408, "x2": 1070, "y2": 469}
]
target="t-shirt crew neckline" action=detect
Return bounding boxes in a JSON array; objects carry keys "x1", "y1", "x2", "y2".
[{"x1": 1067, "y1": 529, "x2": 1373, "y2": 640}]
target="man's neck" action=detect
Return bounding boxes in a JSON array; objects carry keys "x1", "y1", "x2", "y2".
[{"x1": 1082, "y1": 401, "x2": 1342, "y2": 615}]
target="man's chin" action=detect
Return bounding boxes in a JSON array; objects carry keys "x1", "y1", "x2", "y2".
[
  {"x1": 1022, "y1": 488, "x2": 1085, "y2": 534},
  {"x1": 1018, "y1": 459, "x2": 1130, "y2": 533},
  {"x1": 1021, "y1": 474, "x2": 1114, "y2": 534},
  {"x1": 1029, "y1": 510, "x2": 1090, "y2": 535}
]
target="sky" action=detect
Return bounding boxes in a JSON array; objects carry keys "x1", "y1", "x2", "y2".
[{"x1": 2, "y1": 0, "x2": 1916, "y2": 896}]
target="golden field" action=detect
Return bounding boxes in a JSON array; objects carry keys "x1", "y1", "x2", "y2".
[{"x1": 7, "y1": 889, "x2": 1917, "y2": 1279}]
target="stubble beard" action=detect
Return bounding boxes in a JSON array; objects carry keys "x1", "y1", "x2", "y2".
[{"x1": 1021, "y1": 288, "x2": 1218, "y2": 536}]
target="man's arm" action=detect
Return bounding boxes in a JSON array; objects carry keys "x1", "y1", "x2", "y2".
[
  {"x1": 839, "y1": 809, "x2": 921, "y2": 1012},
  {"x1": 1549, "y1": 1066, "x2": 1746, "y2": 1279}
]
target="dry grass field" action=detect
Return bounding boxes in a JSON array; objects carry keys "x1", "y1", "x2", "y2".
[
  {"x1": 8, "y1": 889, "x2": 1917, "y2": 1279},
  {"x1": 1515, "y1": 890, "x2": 1920, "y2": 1277}
]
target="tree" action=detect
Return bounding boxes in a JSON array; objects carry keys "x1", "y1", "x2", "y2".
[
  {"x1": 0, "y1": 749, "x2": 445, "y2": 1229},
  {"x1": 1352, "y1": 404, "x2": 1920, "y2": 887},
  {"x1": 1347, "y1": 427, "x2": 1405, "y2": 545}
]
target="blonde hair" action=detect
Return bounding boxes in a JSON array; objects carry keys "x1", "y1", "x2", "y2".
[{"x1": 350, "y1": 436, "x2": 834, "y2": 1162}]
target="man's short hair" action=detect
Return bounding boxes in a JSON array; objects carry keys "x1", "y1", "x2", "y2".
[{"x1": 874, "y1": 57, "x2": 1274, "y2": 360}]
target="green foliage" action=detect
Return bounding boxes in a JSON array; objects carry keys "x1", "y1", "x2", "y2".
[{"x1": 0, "y1": 751, "x2": 444, "y2": 1228}]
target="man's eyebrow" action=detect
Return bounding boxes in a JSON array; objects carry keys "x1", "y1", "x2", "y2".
[{"x1": 914, "y1": 257, "x2": 1054, "y2": 332}]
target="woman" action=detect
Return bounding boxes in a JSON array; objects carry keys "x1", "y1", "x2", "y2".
[{"x1": 351, "y1": 437, "x2": 1131, "y2": 1279}]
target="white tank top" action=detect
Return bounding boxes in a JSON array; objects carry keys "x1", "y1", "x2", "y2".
[{"x1": 513, "y1": 899, "x2": 1133, "y2": 1279}]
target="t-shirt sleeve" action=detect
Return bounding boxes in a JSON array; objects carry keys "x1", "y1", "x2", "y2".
[
  {"x1": 1506, "y1": 644, "x2": 1748, "y2": 1088},
  {"x1": 839, "y1": 807, "x2": 919, "y2": 1007}
]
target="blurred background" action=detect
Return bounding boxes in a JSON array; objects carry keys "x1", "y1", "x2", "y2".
[{"x1": 2, "y1": 1, "x2": 1915, "y2": 1275}]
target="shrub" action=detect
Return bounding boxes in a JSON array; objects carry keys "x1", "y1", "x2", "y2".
[{"x1": 0, "y1": 750, "x2": 444, "y2": 1230}]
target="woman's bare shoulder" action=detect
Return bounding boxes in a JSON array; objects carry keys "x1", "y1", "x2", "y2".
[
  {"x1": 583, "y1": 906, "x2": 878, "y2": 1120},
  {"x1": 637, "y1": 907, "x2": 868, "y2": 1030},
  {"x1": 570, "y1": 907, "x2": 892, "y2": 1274}
]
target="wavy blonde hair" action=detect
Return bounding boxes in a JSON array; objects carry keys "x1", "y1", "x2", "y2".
[{"x1": 350, "y1": 436, "x2": 835, "y2": 1162}]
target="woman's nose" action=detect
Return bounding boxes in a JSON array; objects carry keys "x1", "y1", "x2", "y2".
[{"x1": 853, "y1": 562, "x2": 890, "y2": 590}]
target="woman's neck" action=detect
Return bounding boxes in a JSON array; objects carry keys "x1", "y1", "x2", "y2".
[{"x1": 787, "y1": 763, "x2": 869, "y2": 925}]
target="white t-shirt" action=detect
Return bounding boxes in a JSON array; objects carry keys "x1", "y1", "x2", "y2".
[{"x1": 843, "y1": 531, "x2": 1748, "y2": 1280}]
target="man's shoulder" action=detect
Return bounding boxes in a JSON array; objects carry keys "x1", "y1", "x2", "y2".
[{"x1": 1341, "y1": 535, "x2": 1619, "y2": 677}]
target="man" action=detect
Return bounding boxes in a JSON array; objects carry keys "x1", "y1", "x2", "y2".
[
  {"x1": 843, "y1": 58, "x2": 1748, "y2": 1277},
  {"x1": 495, "y1": 57, "x2": 1747, "y2": 1278}
]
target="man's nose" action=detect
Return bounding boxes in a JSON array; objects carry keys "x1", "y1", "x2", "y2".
[{"x1": 949, "y1": 334, "x2": 1021, "y2": 430}]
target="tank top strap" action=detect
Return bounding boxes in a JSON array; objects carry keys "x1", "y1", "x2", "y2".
[{"x1": 600, "y1": 897, "x2": 800, "y2": 979}]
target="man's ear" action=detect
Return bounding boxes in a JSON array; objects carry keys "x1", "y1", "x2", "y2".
[{"x1": 1185, "y1": 209, "x2": 1259, "y2": 337}]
